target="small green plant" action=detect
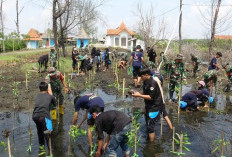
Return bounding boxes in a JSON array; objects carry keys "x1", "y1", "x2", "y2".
[
  {"x1": 38, "y1": 145, "x2": 46, "y2": 156},
  {"x1": 27, "y1": 144, "x2": 32, "y2": 153},
  {"x1": 11, "y1": 81, "x2": 20, "y2": 103},
  {"x1": 89, "y1": 143, "x2": 97, "y2": 157},
  {"x1": 0, "y1": 141, "x2": 7, "y2": 154},
  {"x1": 68, "y1": 126, "x2": 87, "y2": 142},
  {"x1": 0, "y1": 74, "x2": 4, "y2": 80},
  {"x1": 170, "y1": 133, "x2": 191, "y2": 156},
  {"x1": 212, "y1": 133, "x2": 230, "y2": 157},
  {"x1": 126, "y1": 110, "x2": 142, "y2": 157}
]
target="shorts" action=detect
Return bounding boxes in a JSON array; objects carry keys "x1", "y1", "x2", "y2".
[
  {"x1": 133, "y1": 66, "x2": 141, "y2": 79},
  {"x1": 145, "y1": 110, "x2": 160, "y2": 133}
]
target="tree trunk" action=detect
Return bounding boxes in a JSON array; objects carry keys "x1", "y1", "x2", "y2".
[
  {"x1": 53, "y1": 0, "x2": 59, "y2": 53},
  {"x1": 179, "y1": 0, "x2": 182, "y2": 54},
  {"x1": 209, "y1": 0, "x2": 222, "y2": 58},
  {"x1": 59, "y1": 16, "x2": 66, "y2": 57},
  {"x1": 16, "y1": 0, "x2": 20, "y2": 48},
  {"x1": 0, "y1": 0, "x2": 5, "y2": 52}
]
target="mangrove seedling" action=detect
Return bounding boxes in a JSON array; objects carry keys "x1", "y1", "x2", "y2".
[
  {"x1": 11, "y1": 81, "x2": 20, "y2": 103},
  {"x1": 212, "y1": 131, "x2": 230, "y2": 157},
  {"x1": 170, "y1": 132, "x2": 191, "y2": 156},
  {"x1": 89, "y1": 143, "x2": 97, "y2": 157},
  {"x1": 0, "y1": 141, "x2": 7, "y2": 155},
  {"x1": 68, "y1": 126, "x2": 87, "y2": 142},
  {"x1": 2, "y1": 129, "x2": 12, "y2": 157}
]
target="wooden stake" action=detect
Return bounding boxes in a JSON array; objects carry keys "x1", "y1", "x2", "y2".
[
  {"x1": 178, "y1": 86, "x2": 181, "y2": 115},
  {"x1": 77, "y1": 61, "x2": 80, "y2": 76},
  {"x1": 221, "y1": 131, "x2": 224, "y2": 157},
  {"x1": 7, "y1": 137, "x2": 12, "y2": 157},
  {"x1": 172, "y1": 127, "x2": 175, "y2": 152},
  {"x1": 25, "y1": 72, "x2": 28, "y2": 90},
  {"x1": 49, "y1": 135, "x2": 53, "y2": 156},
  {"x1": 160, "y1": 113, "x2": 163, "y2": 137},
  {"x1": 122, "y1": 78, "x2": 125, "y2": 101},
  {"x1": 28, "y1": 99, "x2": 31, "y2": 135},
  {"x1": 71, "y1": 68, "x2": 73, "y2": 80},
  {"x1": 179, "y1": 134, "x2": 183, "y2": 156}
]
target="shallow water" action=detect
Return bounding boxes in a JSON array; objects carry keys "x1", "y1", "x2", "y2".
[{"x1": 0, "y1": 86, "x2": 231, "y2": 157}]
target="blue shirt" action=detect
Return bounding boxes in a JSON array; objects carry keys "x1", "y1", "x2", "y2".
[
  {"x1": 208, "y1": 57, "x2": 217, "y2": 71},
  {"x1": 75, "y1": 94, "x2": 104, "y2": 111},
  {"x1": 131, "y1": 51, "x2": 143, "y2": 67}
]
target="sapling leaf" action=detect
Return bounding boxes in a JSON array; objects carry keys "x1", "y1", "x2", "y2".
[
  {"x1": 176, "y1": 133, "x2": 181, "y2": 140},
  {"x1": 211, "y1": 146, "x2": 219, "y2": 153},
  {"x1": 183, "y1": 146, "x2": 191, "y2": 152},
  {"x1": 174, "y1": 138, "x2": 180, "y2": 144}
]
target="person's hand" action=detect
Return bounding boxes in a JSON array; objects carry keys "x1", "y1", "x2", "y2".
[
  {"x1": 96, "y1": 150, "x2": 101, "y2": 157},
  {"x1": 132, "y1": 91, "x2": 141, "y2": 97},
  {"x1": 76, "y1": 124, "x2": 81, "y2": 129},
  {"x1": 65, "y1": 87, "x2": 69, "y2": 93}
]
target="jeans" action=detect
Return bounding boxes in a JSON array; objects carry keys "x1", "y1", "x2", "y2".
[{"x1": 106, "y1": 124, "x2": 130, "y2": 157}]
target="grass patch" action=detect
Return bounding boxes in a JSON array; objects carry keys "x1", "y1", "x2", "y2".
[
  {"x1": 21, "y1": 62, "x2": 39, "y2": 72},
  {"x1": 59, "y1": 57, "x2": 73, "y2": 73}
]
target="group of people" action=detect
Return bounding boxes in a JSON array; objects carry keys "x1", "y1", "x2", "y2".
[{"x1": 32, "y1": 44, "x2": 232, "y2": 157}]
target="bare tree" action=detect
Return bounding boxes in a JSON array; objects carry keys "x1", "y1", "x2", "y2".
[
  {"x1": 179, "y1": 0, "x2": 182, "y2": 54},
  {"x1": 15, "y1": 0, "x2": 24, "y2": 48},
  {"x1": 0, "y1": 0, "x2": 6, "y2": 52},
  {"x1": 135, "y1": 3, "x2": 168, "y2": 48}
]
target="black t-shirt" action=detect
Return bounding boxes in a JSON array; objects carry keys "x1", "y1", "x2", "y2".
[
  {"x1": 148, "y1": 50, "x2": 157, "y2": 62},
  {"x1": 95, "y1": 110, "x2": 131, "y2": 140},
  {"x1": 143, "y1": 77, "x2": 163, "y2": 111},
  {"x1": 105, "y1": 52, "x2": 109, "y2": 60},
  {"x1": 33, "y1": 93, "x2": 56, "y2": 119}
]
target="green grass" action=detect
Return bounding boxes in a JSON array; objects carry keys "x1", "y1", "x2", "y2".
[{"x1": 21, "y1": 62, "x2": 39, "y2": 72}]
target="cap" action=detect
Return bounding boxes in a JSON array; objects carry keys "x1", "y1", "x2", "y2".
[
  {"x1": 48, "y1": 67, "x2": 56, "y2": 75},
  {"x1": 73, "y1": 48, "x2": 77, "y2": 51},
  {"x1": 198, "y1": 81, "x2": 205, "y2": 87},
  {"x1": 175, "y1": 54, "x2": 183, "y2": 60}
]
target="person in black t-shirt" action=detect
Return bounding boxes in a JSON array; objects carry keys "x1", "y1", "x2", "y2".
[
  {"x1": 148, "y1": 48, "x2": 157, "y2": 64},
  {"x1": 90, "y1": 106, "x2": 131, "y2": 157},
  {"x1": 104, "y1": 48, "x2": 110, "y2": 71},
  {"x1": 33, "y1": 82, "x2": 56, "y2": 147}
]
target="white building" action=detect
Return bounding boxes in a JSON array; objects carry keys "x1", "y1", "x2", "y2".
[{"x1": 106, "y1": 22, "x2": 144, "y2": 50}]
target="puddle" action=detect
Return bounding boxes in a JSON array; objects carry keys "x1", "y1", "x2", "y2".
[{"x1": 0, "y1": 86, "x2": 231, "y2": 157}]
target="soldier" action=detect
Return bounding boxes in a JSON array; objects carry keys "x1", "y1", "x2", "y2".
[
  {"x1": 160, "y1": 52, "x2": 169, "y2": 78},
  {"x1": 203, "y1": 69, "x2": 217, "y2": 96},
  {"x1": 49, "y1": 47, "x2": 57, "y2": 68},
  {"x1": 190, "y1": 53, "x2": 201, "y2": 77},
  {"x1": 45, "y1": 67, "x2": 69, "y2": 117},
  {"x1": 222, "y1": 63, "x2": 232, "y2": 92},
  {"x1": 167, "y1": 54, "x2": 186, "y2": 101},
  {"x1": 146, "y1": 60, "x2": 156, "y2": 70}
]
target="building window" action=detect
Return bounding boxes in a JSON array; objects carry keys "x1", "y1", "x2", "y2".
[
  {"x1": 128, "y1": 38, "x2": 131, "y2": 46},
  {"x1": 115, "y1": 38, "x2": 119, "y2": 46},
  {"x1": 121, "y1": 37, "x2": 126, "y2": 46}
]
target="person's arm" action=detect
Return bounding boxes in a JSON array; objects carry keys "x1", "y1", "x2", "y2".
[
  {"x1": 95, "y1": 120, "x2": 104, "y2": 157},
  {"x1": 60, "y1": 73, "x2": 69, "y2": 93},
  {"x1": 129, "y1": 56, "x2": 133, "y2": 65},
  {"x1": 48, "y1": 84, "x2": 53, "y2": 96},
  {"x1": 103, "y1": 134, "x2": 110, "y2": 151},
  {"x1": 132, "y1": 91, "x2": 152, "y2": 100},
  {"x1": 72, "y1": 112, "x2": 79, "y2": 125},
  {"x1": 96, "y1": 139, "x2": 103, "y2": 157},
  {"x1": 141, "y1": 57, "x2": 145, "y2": 66},
  {"x1": 77, "y1": 110, "x2": 88, "y2": 128}
]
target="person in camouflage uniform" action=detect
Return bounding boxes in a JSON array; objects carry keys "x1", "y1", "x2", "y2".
[
  {"x1": 222, "y1": 63, "x2": 232, "y2": 92},
  {"x1": 160, "y1": 52, "x2": 170, "y2": 78},
  {"x1": 203, "y1": 69, "x2": 217, "y2": 96},
  {"x1": 190, "y1": 53, "x2": 201, "y2": 77},
  {"x1": 45, "y1": 67, "x2": 69, "y2": 116},
  {"x1": 49, "y1": 47, "x2": 57, "y2": 68},
  {"x1": 168, "y1": 54, "x2": 186, "y2": 101},
  {"x1": 146, "y1": 60, "x2": 156, "y2": 69}
]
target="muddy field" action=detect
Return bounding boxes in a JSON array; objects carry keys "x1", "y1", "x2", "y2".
[{"x1": 0, "y1": 51, "x2": 232, "y2": 157}]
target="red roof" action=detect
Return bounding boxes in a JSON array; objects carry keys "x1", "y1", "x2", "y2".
[
  {"x1": 107, "y1": 22, "x2": 135, "y2": 36},
  {"x1": 24, "y1": 28, "x2": 42, "y2": 41},
  {"x1": 215, "y1": 35, "x2": 232, "y2": 40}
]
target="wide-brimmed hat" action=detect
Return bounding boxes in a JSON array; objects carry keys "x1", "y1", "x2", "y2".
[{"x1": 48, "y1": 67, "x2": 56, "y2": 75}]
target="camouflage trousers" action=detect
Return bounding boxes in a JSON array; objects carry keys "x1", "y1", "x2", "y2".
[
  {"x1": 53, "y1": 92, "x2": 64, "y2": 106},
  {"x1": 169, "y1": 79, "x2": 181, "y2": 96},
  {"x1": 193, "y1": 64, "x2": 199, "y2": 74}
]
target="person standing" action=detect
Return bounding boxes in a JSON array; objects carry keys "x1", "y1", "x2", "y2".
[
  {"x1": 203, "y1": 69, "x2": 218, "y2": 96},
  {"x1": 148, "y1": 48, "x2": 157, "y2": 64},
  {"x1": 167, "y1": 54, "x2": 186, "y2": 101},
  {"x1": 49, "y1": 47, "x2": 57, "y2": 68},
  {"x1": 103, "y1": 48, "x2": 110, "y2": 71},
  {"x1": 208, "y1": 52, "x2": 222, "y2": 71},
  {"x1": 33, "y1": 82, "x2": 56, "y2": 147},
  {"x1": 90, "y1": 106, "x2": 131, "y2": 157},
  {"x1": 72, "y1": 94, "x2": 105, "y2": 148},
  {"x1": 160, "y1": 52, "x2": 170, "y2": 79},
  {"x1": 190, "y1": 53, "x2": 201, "y2": 77},
  {"x1": 222, "y1": 63, "x2": 232, "y2": 92},
  {"x1": 129, "y1": 45, "x2": 145, "y2": 88},
  {"x1": 45, "y1": 67, "x2": 69, "y2": 117},
  {"x1": 72, "y1": 48, "x2": 79, "y2": 70},
  {"x1": 132, "y1": 69, "x2": 171, "y2": 142}
]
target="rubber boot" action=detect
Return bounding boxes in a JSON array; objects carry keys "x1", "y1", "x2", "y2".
[
  {"x1": 59, "y1": 105, "x2": 64, "y2": 115},
  {"x1": 224, "y1": 84, "x2": 231, "y2": 92},
  {"x1": 50, "y1": 109, "x2": 57, "y2": 120}
]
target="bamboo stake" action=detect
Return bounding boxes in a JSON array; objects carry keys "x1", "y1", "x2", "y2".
[
  {"x1": 25, "y1": 72, "x2": 28, "y2": 90},
  {"x1": 122, "y1": 78, "x2": 125, "y2": 101},
  {"x1": 179, "y1": 134, "x2": 183, "y2": 157},
  {"x1": 49, "y1": 135, "x2": 53, "y2": 156},
  {"x1": 57, "y1": 98, "x2": 60, "y2": 124},
  {"x1": 77, "y1": 61, "x2": 80, "y2": 76},
  {"x1": 172, "y1": 127, "x2": 175, "y2": 152},
  {"x1": 71, "y1": 68, "x2": 73, "y2": 80},
  {"x1": 7, "y1": 136, "x2": 12, "y2": 157},
  {"x1": 221, "y1": 131, "x2": 224, "y2": 157},
  {"x1": 160, "y1": 113, "x2": 163, "y2": 137},
  {"x1": 178, "y1": 87, "x2": 181, "y2": 115},
  {"x1": 28, "y1": 99, "x2": 31, "y2": 135}
]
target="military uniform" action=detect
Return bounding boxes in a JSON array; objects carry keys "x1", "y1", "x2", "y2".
[
  {"x1": 191, "y1": 55, "x2": 201, "y2": 76},
  {"x1": 45, "y1": 69, "x2": 64, "y2": 115},
  {"x1": 203, "y1": 69, "x2": 217, "y2": 88},
  {"x1": 161, "y1": 55, "x2": 169, "y2": 76},
  {"x1": 224, "y1": 65, "x2": 232, "y2": 91},
  {"x1": 168, "y1": 55, "x2": 186, "y2": 100},
  {"x1": 146, "y1": 61, "x2": 156, "y2": 69},
  {"x1": 49, "y1": 50, "x2": 57, "y2": 67}
]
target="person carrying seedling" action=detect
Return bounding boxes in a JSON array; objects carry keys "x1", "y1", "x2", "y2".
[
  {"x1": 190, "y1": 53, "x2": 201, "y2": 77},
  {"x1": 131, "y1": 68, "x2": 169, "y2": 142},
  {"x1": 32, "y1": 82, "x2": 56, "y2": 148},
  {"x1": 222, "y1": 63, "x2": 232, "y2": 92},
  {"x1": 203, "y1": 69, "x2": 218, "y2": 96},
  {"x1": 90, "y1": 106, "x2": 131, "y2": 157},
  {"x1": 129, "y1": 45, "x2": 145, "y2": 88},
  {"x1": 167, "y1": 54, "x2": 186, "y2": 102},
  {"x1": 45, "y1": 67, "x2": 69, "y2": 117},
  {"x1": 208, "y1": 52, "x2": 222, "y2": 71},
  {"x1": 72, "y1": 94, "x2": 105, "y2": 149},
  {"x1": 49, "y1": 47, "x2": 57, "y2": 68}
]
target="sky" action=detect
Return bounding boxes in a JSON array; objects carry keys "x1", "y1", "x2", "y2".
[{"x1": 2, "y1": 0, "x2": 232, "y2": 39}]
